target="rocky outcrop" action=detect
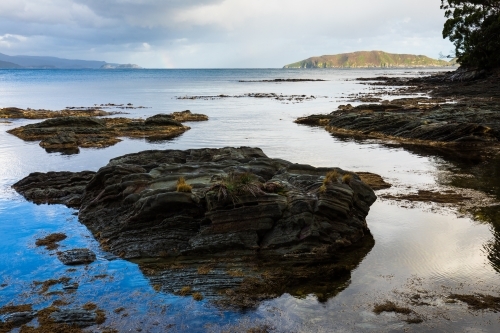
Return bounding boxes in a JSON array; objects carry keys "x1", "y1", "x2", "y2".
[
  {"x1": 57, "y1": 249, "x2": 96, "y2": 265},
  {"x1": 13, "y1": 147, "x2": 376, "y2": 259},
  {"x1": 7, "y1": 111, "x2": 208, "y2": 153},
  {"x1": 168, "y1": 110, "x2": 209, "y2": 122},
  {"x1": 99, "y1": 149, "x2": 375, "y2": 259},
  {"x1": 12, "y1": 171, "x2": 95, "y2": 207},
  {"x1": 13, "y1": 147, "x2": 378, "y2": 306},
  {"x1": 238, "y1": 79, "x2": 327, "y2": 82},
  {"x1": 296, "y1": 101, "x2": 500, "y2": 148},
  {"x1": 0, "y1": 107, "x2": 114, "y2": 119}
]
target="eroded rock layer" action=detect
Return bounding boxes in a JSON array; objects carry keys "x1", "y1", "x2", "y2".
[
  {"x1": 14, "y1": 147, "x2": 376, "y2": 260},
  {"x1": 296, "y1": 101, "x2": 500, "y2": 147},
  {"x1": 7, "y1": 111, "x2": 207, "y2": 153},
  {"x1": 0, "y1": 107, "x2": 113, "y2": 119}
]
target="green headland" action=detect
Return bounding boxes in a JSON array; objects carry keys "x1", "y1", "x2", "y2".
[{"x1": 284, "y1": 50, "x2": 456, "y2": 68}]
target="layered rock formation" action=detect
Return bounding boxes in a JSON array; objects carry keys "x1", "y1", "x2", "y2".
[
  {"x1": 296, "y1": 100, "x2": 500, "y2": 148},
  {"x1": 12, "y1": 170, "x2": 95, "y2": 207},
  {"x1": 13, "y1": 147, "x2": 378, "y2": 306},
  {"x1": 14, "y1": 147, "x2": 376, "y2": 259},
  {"x1": 0, "y1": 107, "x2": 114, "y2": 119},
  {"x1": 7, "y1": 111, "x2": 208, "y2": 153}
]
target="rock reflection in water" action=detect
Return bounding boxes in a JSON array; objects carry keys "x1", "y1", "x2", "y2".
[
  {"x1": 473, "y1": 205, "x2": 500, "y2": 273},
  {"x1": 330, "y1": 134, "x2": 500, "y2": 277},
  {"x1": 136, "y1": 233, "x2": 374, "y2": 308}
]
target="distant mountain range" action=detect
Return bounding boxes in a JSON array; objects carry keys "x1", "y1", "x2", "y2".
[
  {"x1": 284, "y1": 51, "x2": 457, "y2": 68},
  {"x1": 0, "y1": 53, "x2": 142, "y2": 69}
]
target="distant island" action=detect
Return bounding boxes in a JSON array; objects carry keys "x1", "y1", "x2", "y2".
[
  {"x1": 0, "y1": 52, "x2": 142, "y2": 69},
  {"x1": 284, "y1": 51, "x2": 457, "y2": 68}
]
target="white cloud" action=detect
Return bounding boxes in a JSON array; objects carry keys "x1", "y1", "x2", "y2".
[
  {"x1": 0, "y1": 34, "x2": 28, "y2": 48},
  {"x1": 0, "y1": 0, "x2": 454, "y2": 67}
]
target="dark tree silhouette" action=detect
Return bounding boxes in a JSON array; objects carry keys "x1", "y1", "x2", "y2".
[{"x1": 441, "y1": 0, "x2": 500, "y2": 68}]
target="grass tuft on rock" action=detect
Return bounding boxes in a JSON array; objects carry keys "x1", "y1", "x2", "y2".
[
  {"x1": 209, "y1": 172, "x2": 265, "y2": 202},
  {"x1": 177, "y1": 286, "x2": 192, "y2": 296},
  {"x1": 342, "y1": 173, "x2": 352, "y2": 184},
  {"x1": 176, "y1": 177, "x2": 192, "y2": 193},
  {"x1": 324, "y1": 170, "x2": 340, "y2": 184},
  {"x1": 192, "y1": 292, "x2": 204, "y2": 301},
  {"x1": 197, "y1": 265, "x2": 213, "y2": 275}
]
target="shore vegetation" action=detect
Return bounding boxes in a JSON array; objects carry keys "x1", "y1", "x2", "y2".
[{"x1": 441, "y1": 0, "x2": 500, "y2": 68}]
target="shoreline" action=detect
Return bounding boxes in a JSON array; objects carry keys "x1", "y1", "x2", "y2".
[{"x1": 295, "y1": 67, "x2": 500, "y2": 217}]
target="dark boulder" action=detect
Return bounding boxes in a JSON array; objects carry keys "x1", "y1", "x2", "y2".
[{"x1": 57, "y1": 248, "x2": 96, "y2": 265}]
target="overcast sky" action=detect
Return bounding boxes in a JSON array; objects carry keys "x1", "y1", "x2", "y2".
[{"x1": 0, "y1": 0, "x2": 454, "y2": 68}]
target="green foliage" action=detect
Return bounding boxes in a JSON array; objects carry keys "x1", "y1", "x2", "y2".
[
  {"x1": 284, "y1": 51, "x2": 452, "y2": 68},
  {"x1": 209, "y1": 172, "x2": 265, "y2": 202},
  {"x1": 441, "y1": 0, "x2": 500, "y2": 68}
]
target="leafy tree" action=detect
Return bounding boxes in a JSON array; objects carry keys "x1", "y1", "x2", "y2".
[{"x1": 441, "y1": 0, "x2": 500, "y2": 68}]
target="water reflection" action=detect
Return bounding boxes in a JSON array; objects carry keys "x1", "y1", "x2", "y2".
[
  {"x1": 137, "y1": 234, "x2": 375, "y2": 308},
  {"x1": 45, "y1": 147, "x2": 80, "y2": 155},
  {"x1": 473, "y1": 205, "x2": 500, "y2": 273},
  {"x1": 329, "y1": 132, "x2": 500, "y2": 276}
]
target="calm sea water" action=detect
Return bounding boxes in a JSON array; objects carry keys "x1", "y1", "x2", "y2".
[{"x1": 1, "y1": 68, "x2": 499, "y2": 332}]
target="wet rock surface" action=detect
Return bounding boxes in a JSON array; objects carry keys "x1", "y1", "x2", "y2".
[
  {"x1": 57, "y1": 249, "x2": 96, "y2": 265},
  {"x1": 13, "y1": 147, "x2": 378, "y2": 307},
  {"x1": 296, "y1": 101, "x2": 500, "y2": 148},
  {"x1": 177, "y1": 92, "x2": 324, "y2": 103},
  {"x1": 16, "y1": 147, "x2": 377, "y2": 260},
  {"x1": 13, "y1": 171, "x2": 95, "y2": 207},
  {"x1": 7, "y1": 111, "x2": 207, "y2": 153},
  {"x1": 357, "y1": 67, "x2": 500, "y2": 100},
  {"x1": 238, "y1": 78, "x2": 327, "y2": 82},
  {"x1": 296, "y1": 68, "x2": 500, "y2": 152},
  {"x1": 167, "y1": 110, "x2": 209, "y2": 122},
  {"x1": 356, "y1": 172, "x2": 392, "y2": 190},
  {"x1": 382, "y1": 190, "x2": 469, "y2": 204},
  {"x1": 0, "y1": 107, "x2": 117, "y2": 119},
  {"x1": 0, "y1": 311, "x2": 37, "y2": 326},
  {"x1": 48, "y1": 309, "x2": 98, "y2": 327}
]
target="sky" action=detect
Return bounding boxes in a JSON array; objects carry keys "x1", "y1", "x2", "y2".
[{"x1": 0, "y1": 0, "x2": 455, "y2": 68}]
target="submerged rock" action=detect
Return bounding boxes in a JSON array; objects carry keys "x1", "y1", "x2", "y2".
[
  {"x1": 48, "y1": 309, "x2": 98, "y2": 327},
  {"x1": 0, "y1": 311, "x2": 37, "y2": 327},
  {"x1": 7, "y1": 111, "x2": 208, "y2": 153},
  {"x1": 57, "y1": 249, "x2": 96, "y2": 265}
]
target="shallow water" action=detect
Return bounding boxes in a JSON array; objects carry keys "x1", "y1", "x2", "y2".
[{"x1": 1, "y1": 68, "x2": 499, "y2": 332}]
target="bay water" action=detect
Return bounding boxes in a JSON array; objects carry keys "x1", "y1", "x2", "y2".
[{"x1": 0, "y1": 68, "x2": 498, "y2": 332}]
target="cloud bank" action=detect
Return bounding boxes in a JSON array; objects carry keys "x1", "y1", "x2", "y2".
[{"x1": 0, "y1": 0, "x2": 454, "y2": 68}]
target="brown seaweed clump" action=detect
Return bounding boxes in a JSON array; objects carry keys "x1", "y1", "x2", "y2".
[{"x1": 35, "y1": 233, "x2": 67, "y2": 250}]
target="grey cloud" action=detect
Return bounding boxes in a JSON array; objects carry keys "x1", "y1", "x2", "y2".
[{"x1": 0, "y1": 0, "x2": 453, "y2": 68}]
